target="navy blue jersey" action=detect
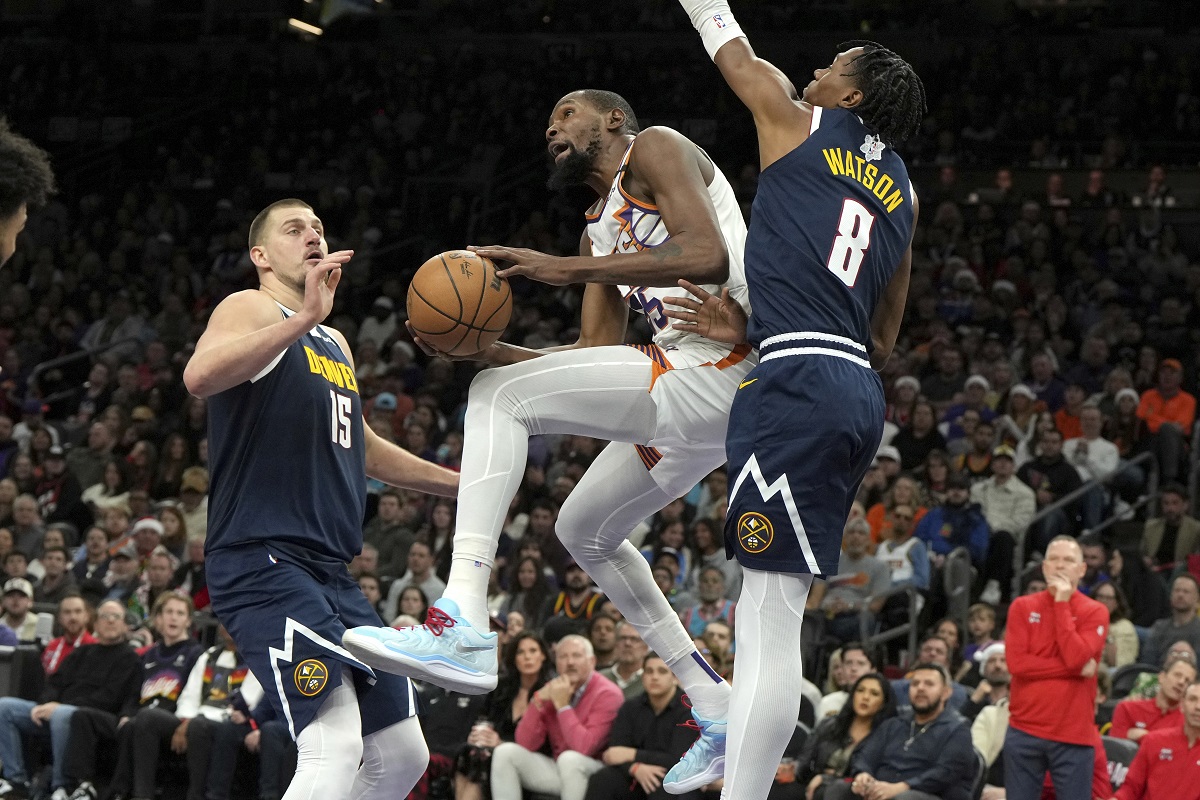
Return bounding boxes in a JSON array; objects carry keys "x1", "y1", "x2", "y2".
[
  {"x1": 744, "y1": 107, "x2": 914, "y2": 351},
  {"x1": 207, "y1": 304, "x2": 366, "y2": 563}
]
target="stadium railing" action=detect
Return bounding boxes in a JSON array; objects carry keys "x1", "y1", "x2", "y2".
[{"x1": 1009, "y1": 451, "x2": 1158, "y2": 598}]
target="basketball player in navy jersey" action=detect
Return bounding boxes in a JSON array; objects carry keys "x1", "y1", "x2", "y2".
[
  {"x1": 660, "y1": 4, "x2": 926, "y2": 796},
  {"x1": 343, "y1": 90, "x2": 751, "y2": 788},
  {"x1": 184, "y1": 199, "x2": 459, "y2": 800},
  {"x1": 0, "y1": 119, "x2": 55, "y2": 268}
]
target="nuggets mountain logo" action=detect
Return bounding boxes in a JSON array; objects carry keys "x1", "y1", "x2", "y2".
[
  {"x1": 738, "y1": 512, "x2": 774, "y2": 553},
  {"x1": 294, "y1": 659, "x2": 329, "y2": 697}
]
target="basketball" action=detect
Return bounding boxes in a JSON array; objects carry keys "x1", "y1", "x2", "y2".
[{"x1": 406, "y1": 250, "x2": 513, "y2": 356}]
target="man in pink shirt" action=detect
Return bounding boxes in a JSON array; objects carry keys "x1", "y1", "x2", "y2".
[{"x1": 491, "y1": 634, "x2": 624, "y2": 800}]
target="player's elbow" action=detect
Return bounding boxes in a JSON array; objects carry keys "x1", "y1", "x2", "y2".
[
  {"x1": 869, "y1": 343, "x2": 892, "y2": 371},
  {"x1": 183, "y1": 361, "x2": 217, "y2": 398},
  {"x1": 689, "y1": 245, "x2": 729, "y2": 285}
]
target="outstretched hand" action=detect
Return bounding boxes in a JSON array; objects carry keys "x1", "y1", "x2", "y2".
[
  {"x1": 662, "y1": 279, "x2": 749, "y2": 344},
  {"x1": 404, "y1": 321, "x2": 493, "y2": 363},
  {"x1": 302, "y1": 249, "x2": 353, "y2": 325},
  {"x1": 468, "y1": 245, "x2": 578, "y2": 285}
]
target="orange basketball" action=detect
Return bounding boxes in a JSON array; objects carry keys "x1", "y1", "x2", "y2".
[{"x1": 406, "y1": 250, "x2": 513, "y2": 356}]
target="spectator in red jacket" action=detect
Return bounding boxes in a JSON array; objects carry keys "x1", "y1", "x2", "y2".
[
  {"x1": 1114, "y1": 679, "x2": 1200, "y2": 800},
  {"x1": 490, "y1": 634, "x2": 623, "y2": 800},
  {"x1": 1109, "y1": 653, "x2": 1197, "y2": 742},
  {"x1": 1136, "y1": 359, "x2": 1196, "y2": 483},
  {"x1": 40, "y1": 594, "x2": 96, "y2": 676},
  {"x1": 1004, "y1": 536, "x2": 1108, "y2": 800}
]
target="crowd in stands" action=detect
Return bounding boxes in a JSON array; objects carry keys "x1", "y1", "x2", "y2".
[{"x1": 0, "y1": 3, "x2": 1199, "y2": 799}]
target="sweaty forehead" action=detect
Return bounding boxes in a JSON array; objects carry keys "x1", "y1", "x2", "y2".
[{"x1": 551, "y1": 93, "x2": 590, "y2": 121}]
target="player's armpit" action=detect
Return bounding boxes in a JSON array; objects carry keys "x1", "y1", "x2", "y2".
[
  {"x1": 184, "y1": 290, "x2": 306, "y2": 398},
  {"x1": 869, "y1": 193, "x2": 919, "y2": 370}
]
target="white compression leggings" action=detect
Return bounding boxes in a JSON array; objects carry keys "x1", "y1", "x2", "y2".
[
  {"x1": 450, "y1": 345, "x2": 720, "y2": 665},
  {"x1": 285, "y1": 668, "x2": 429, "y2": 800},
  {"x1": 722, "y1": 568, "x2": 814, "y2": 800}
]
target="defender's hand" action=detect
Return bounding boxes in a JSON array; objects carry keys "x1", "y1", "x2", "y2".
[
  {"x1": 302, "y1": 249, "x2": 352, "y2": 325},
  {"x1": 663, "y1": 279, "x2": 748, "y2": 344}
]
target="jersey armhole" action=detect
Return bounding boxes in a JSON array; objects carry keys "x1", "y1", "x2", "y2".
[
  {"x1": 809, "y1": 106, "x2": 823, "y2": 135},
  {"x1": 250, "y1": 351, "x2": 286, "y2": 384}
]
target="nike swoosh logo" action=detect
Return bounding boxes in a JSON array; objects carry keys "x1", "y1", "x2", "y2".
[
  {"x1": 455, "y1": 641, "x2": 493, "y2": 654},
  {"x1": 739, "y1": 378, "x2": 758, "y2": 389}
]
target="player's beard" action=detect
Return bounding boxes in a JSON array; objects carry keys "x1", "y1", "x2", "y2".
[{"x1": 547, "y1": 125, "x2": 602, "y2": 191}]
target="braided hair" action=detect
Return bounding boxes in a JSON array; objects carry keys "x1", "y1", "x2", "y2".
[{"x1": 837, "y1": 40, "x2": 926, "y2": 147}]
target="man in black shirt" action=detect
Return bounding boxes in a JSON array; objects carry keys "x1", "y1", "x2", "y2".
[
  {"x1": 0, "y1": 599, "x2": 139, "y2": 798},
  {"x1": 1017, "y1": 429, "x2": 1082, "y2": 554},
  {"x1": 1142, "y1": 484, "x2": 1200, "y2": 571},
  {"x1": 585, "y1": 653, "x2": 700, "y2": 800}
]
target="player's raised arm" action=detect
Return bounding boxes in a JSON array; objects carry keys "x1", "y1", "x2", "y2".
[
  {"x1": 868, "y1": 194, "x2": 919, "y2": 371},
  {"x1": 184, "y1": 250, "x2": 348, "y2": 398},
  {"x1": 674, "y1": 0, "x2": 813, "y2": 168}
]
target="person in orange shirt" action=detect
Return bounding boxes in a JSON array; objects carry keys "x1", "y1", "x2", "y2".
[
  {"x1": 865, "y1": 476, "x2": 928, "y2": 548},
  {"x1": 1054, "y1": 383, "x2": 1088, "y2": 442},
  {"x1": 1137, "y1": 359, "x2": 1196, "y2": 482}
]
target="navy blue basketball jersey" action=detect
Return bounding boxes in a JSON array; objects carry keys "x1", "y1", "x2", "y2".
[
  {"x1": 207, "y1": 303, "x2": 366, "y2": 563},
  {"x1": 744, "y1": 106, "x2": 915, "y2": 351}
]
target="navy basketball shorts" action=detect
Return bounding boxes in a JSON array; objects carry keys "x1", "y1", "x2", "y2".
[
  {"x1": 724, "y1": 354, "x2": 884, "y2": 576},
  {"x1": 207, "y1": 541, "x2": 417, "y2": 739}
]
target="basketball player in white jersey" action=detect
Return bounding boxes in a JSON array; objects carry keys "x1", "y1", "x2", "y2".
[{"x1": 345, "y1": 89, "x2": 748, "y2": 789}]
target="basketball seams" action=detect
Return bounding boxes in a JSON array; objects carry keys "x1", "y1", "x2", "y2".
[
  {"x1": 408, "y1": 250, "x2": 513, "y2": 355},
  {"x1": 438, "y1": 254, "x2": 465, "y2": 321}
]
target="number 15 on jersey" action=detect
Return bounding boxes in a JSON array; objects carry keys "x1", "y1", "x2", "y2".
[
  {"x1": 826, "y1": 198, "x2": 876, "y2": 288},
  {"x1": 330, "y1": 390, "x2": 352, "y2": 449}
]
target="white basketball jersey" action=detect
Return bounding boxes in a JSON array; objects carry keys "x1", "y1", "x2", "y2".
[{"x1": 586, "y1": 136, "x2": 749, "y2": 351}]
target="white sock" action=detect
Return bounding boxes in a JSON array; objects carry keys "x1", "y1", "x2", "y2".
[
  {"x1": 721, "y1": 568, "x2": 812, "y2": 800},
  {"x1": 444, "y1": 545, "x2": 494, "y2": 630},
  {"x1": 666, "y1": 649, "x2": 731, "y2": 720}
]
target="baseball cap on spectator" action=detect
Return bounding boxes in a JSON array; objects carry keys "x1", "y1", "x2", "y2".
[
  {"x1": 46, "y1": 445, "x2": 65, "y2": 459},
  {"x1": 180, "y1": 467, "x2": 209, "y2": 495},
  {"x1": 373, "y1": 297, "x2": 395, "y2": 311},
  {"x1": 1161, "y1": 358, "x2": 1183, "y2": 372},
  {"x1": 112, "y1": 541, "x2": 139, "y2": 561},
  {"x1": 953, "y1": 268, "x2": 980, "y2": 291},
  {"x1": 132, "y1": 518, "x2": 164, "y2": 537},
  {"x1": 895, "y1": 375, "x2": 920, "y2": 393},
  {"x1": 130, "y1": 406, "x2": 156, "y2": 422},
  {"x1": 3, "y1": 578, "x2": 33, "y2": 599},
  {"x1": 1115, "y1": 388, "x2": 1140, "y2": 405},
  {"x1": 965, "y1": 375, "x2": 991, "y2": 392},
  {"x1": 654, "y1": 547, "x2": 683, "y2": 570},
  {"x1": 975, "y1": 641, "x2": 1005, "y2": 665},
  {"x1": 990, "y1": 280, "x2": 1017, "y2": 298},
  {"x1": 992, "y1": 445, "x2": 1016, "y2": 460},
  {"x1": 374, "y1": 392, "x2": 398, "y2": 412},
  {"x1": 946, "y1": 472, "x2": 971, "y2": 491},
  {"x1": 875, "y1": 445, "x2": 902, "y2": 467},
  {"x1": 1009, "y1": 385, "x2": 1036, "y2": 401}
]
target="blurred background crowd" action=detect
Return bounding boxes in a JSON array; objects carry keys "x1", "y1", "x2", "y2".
[{"x1": 0, "y1": 0, "x2": 1199, "y2": 798}]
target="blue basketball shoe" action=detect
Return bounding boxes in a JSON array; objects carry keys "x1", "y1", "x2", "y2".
[
  {"x1": 663, "y1": 708, "x2": 727, "y2": 794},
  {"x1": 342, "y1": 598, "x2": 498, "y2": 694}
]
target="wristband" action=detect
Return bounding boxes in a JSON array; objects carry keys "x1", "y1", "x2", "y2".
[
  {"x1": 677, "y1": 0, "x2": 745, "y2": 61},
  {"x1": 630, "y1": 762, "x2": 641, "y2": 776}
]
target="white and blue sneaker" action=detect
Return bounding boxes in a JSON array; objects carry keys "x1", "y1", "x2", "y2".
[
  {"x1": 342, "y1": 598, "x2": 498, "y2": 695},
  {"x1": 663, "y1": 709, "x2": 727, "y2": 794}
]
